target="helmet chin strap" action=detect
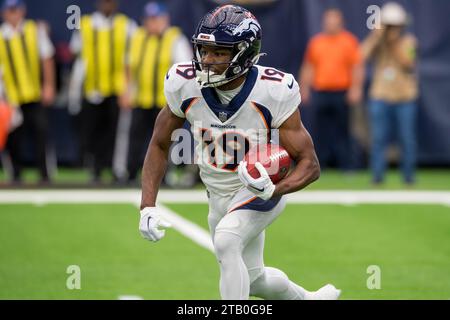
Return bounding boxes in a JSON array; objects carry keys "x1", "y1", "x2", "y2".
[
  {"x1": 197, "y1": 53, "x2": 266, "y2": 88},
  {"x1": 196, "y1": 69, "x2": 229, "y2": 88}
]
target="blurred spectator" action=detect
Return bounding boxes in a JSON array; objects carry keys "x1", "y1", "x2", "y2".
[
  {"x1": 69, "y1": 0, "x2": 137, "y2": 183},
  {"x1": 361, "y1": 2, "x2": 418, "y2": 185},
  {"x1": 0, "y1": 0, "x2": 56, "y2": 184},
  {"x1": 299, "y1": 8, "x2": 364, "y2": 170},
  {"x1": 121, "y1": 1, "x2": 192, "y2": 184}
]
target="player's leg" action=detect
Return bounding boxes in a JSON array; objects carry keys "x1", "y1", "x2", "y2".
[
  {"x1": 213, "y1": 230, "x2": 249, "y2": 299},
  {"x1": 240, "y1": 219, "x2": 316, "y2": 300},
  {"x1": 207, "y1": 190, "x2": 248, "y2": 300},
  {"x1": 244, "y1": 229, "x2": 341, "y2": 300},
  {"x1": 215, "y1": 196, "x2": 309, "y2": 300},
  {"x1": 243, "y1": 231, "x2": 307, "y2": 300},
  {"x1": 230, "y1": 189, "x2": 341, "y2": 300},
  {"x1": 210, "y1": 188, "x2": 340, "y2": 300},
  {"x1": 212, "y1": 189, "x2": 286, "y2": 299}
]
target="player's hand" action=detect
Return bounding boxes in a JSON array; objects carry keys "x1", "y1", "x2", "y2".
[
  {"x1": 139, "y1": 207, "x2": 172, "y2": 242},
  {"x1": 238, "y1": 161, "x2": 275, "y2": 201}
]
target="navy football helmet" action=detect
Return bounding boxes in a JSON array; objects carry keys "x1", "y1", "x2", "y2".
[{"x1": 192, "y1": 5, "x2": 263, "y2": 88}]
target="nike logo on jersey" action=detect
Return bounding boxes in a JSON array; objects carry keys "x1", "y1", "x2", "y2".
[{"x1": 287, "y1": 79, "x2": 294, "y2": 89}]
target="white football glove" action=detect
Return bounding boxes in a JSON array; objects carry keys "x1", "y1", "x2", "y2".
[
  {"x1": 139, "y1": 207, "x2": 172, "y2": 242},
  {"x1": 237, "y1": 161, "x2": 275, "y2": 201}
]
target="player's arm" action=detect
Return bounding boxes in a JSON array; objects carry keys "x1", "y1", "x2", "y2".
[
  {"x1": 272, "y1": 108, "x2": 320, "y2": 197},
  {"x1": 140, "y1": 107, "x2": 185, "y2": 209},
  {"x1": 139, "y1": 107, "x2": 185, "y2": 242}
]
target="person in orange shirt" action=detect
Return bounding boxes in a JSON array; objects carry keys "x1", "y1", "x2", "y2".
[{"x1": 299, "y1": 8, "x2": 364, "y2": 170}]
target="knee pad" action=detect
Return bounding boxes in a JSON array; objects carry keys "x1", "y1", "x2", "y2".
[{"x1": 213, "y1": 231, "x2": 243, "y2": 260}]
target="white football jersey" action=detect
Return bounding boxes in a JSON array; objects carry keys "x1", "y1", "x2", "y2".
[{"x1": 164, "y1": 62, "x2": 301, "y2": 196}]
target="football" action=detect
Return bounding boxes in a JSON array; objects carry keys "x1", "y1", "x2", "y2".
[{"x1": 244, "y1": 143, "x2": 292, "y2": 184}]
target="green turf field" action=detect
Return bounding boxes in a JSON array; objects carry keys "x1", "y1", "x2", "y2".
[
  {"x1": 1, "y1": 201, "x2": 449, "y2": 299},
  {"x1": 0, "y1": 204, "x2": 219, "y2": 299}
]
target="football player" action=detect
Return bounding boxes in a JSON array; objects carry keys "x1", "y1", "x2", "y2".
[{"x1": 139, "y1": 5, "x2": 341, "y2": 300}]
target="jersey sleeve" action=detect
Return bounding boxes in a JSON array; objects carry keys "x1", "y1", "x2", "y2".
[
  {"x1": 270, "y1": 73, "x2": 301, "y2": 128},
  {"x1": 163, "y1": 63, "x2": 187, "y2": 118}
]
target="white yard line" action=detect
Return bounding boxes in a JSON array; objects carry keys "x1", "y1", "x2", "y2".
[
  {"x1": 118, "y1": 295, "x2": 143, "y2": 300},
  {"x1": 0, "y1": 190, "x2": 448, "y2": 254},
  {"x1": 285, "y1": 191, "x2": 450, "y2": 206},
  {"x1": 157, "y1": 204, "x2": 214, "y2": 252},
  {"x1": 0, "y1": 190, "x2": 141, "y2": 205},
  {"x1": 0, "y1": 189, "x2": 215, "y2": 251},
  {"x1": 0, "y1": 189, "x2": 449, "y2": 205}
]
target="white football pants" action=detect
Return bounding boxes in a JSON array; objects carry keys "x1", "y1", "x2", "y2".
[{"x1": 207, "y1": 188, "x2": 310, "y2": 300}]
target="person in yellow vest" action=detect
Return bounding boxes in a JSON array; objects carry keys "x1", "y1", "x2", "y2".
[
  {"x1": 0, "y1": 0, "x2": 55, "y2": 184},
  {"x1": 69, "y1": 0, "x2": 137, "y2": 183},
  {"x1": 121, "y1": 1, "x2": 192, "y2": 183}
]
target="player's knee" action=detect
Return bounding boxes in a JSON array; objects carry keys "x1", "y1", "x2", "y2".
[
  {"x1": 250, "y1": 267, "x2": 290, "y2": 296},
  {"x1": 248, "y1": 267, "x2": 265, "y2": 284},
  {"x1": 213, "y1": 231, "x2": 243, "y2": 260}
]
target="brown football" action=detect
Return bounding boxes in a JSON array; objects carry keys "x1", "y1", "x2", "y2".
[{"x1": 244, "y1": 143, "x2": 292, "y2": 184}]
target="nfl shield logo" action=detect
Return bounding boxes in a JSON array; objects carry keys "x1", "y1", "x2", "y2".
[{"x1": 219, "y1": 112, "x2": 228, "y2": 122}]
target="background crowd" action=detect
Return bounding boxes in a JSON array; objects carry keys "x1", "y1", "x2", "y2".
[{"x1": 0, "y1": 0, "x2": 448, "y2": 187}]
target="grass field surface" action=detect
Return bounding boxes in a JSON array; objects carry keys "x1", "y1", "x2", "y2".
[{"x1": 1, "y1": 197, "x2": 449, "y2": 299}]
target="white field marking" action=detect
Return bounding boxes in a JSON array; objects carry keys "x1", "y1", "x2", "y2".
[
  {"x1": 118, "y1": 295, "x2": 143, "y2": 300},
  {"x1": 0, "y1": 190, "x2": 448, "y2": 254},
  {"x1": 156, "y1": 203, "x2": 214, "y2": 252},
  {"x1": 284, "y1": 191, "x2": 450, "y2": 206},
  {"x1": 0, "y1": 190, "x2": 449, "y2": 206},
  {"x1": 0, "y1": 190, "x2": 141, "y2": 205},
  {"x1": 0, "y1": 189, "x2": 214, "y2": 252}
]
